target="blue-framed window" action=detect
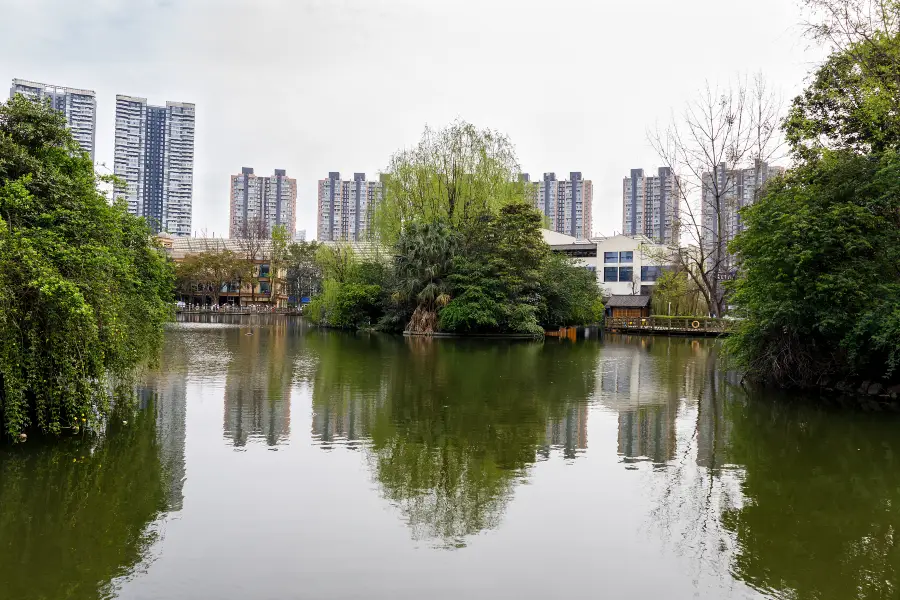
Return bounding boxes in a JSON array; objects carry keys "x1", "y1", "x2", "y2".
[
  {"x1": 604, "y1": 267, "x2": 619, "y2": 282},
  {"x1": 619, "y1": 251, "x2": 634, "y2": 263},
  {"x1": 619, "y1": 266, "x2": 634, "y2": 282},
  {"x1": 604, "y1": 252, "x2": 618, "y2": 264}
]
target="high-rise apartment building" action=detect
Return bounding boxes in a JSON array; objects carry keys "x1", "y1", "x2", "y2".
[
  {"x1": 229, "y1": 168, "x2": 297, "y2": 238},
  {"x1": 10, "y1": 79, "x2": 97, "y2": 161},
  {"x1": 622, "y1": 167, "x2": 680, "y2": 245},
  {"x1": 700, "y1": 160, "x2": 784, "y2": 271},
  {"x1": 521, "y1": 172, "x2": 593, "y2": 239},
  {"x1": 317, "y1": 172, "x2": 383, "y2": 242},
  {"x1": 113, "y1": 95, "x2": 195, "y2": 236}
]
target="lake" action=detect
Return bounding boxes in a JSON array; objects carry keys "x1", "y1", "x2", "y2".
[{"x1": 2, "y1": 316, "x2": 898, "y2": 599}]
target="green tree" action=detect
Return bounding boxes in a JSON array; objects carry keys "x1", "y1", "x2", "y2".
[
  {"x1": 788, "y1": 0, "x2": 900, "y2": 157},
  {"x1": 441, "y1": 203, "x2": 548, "y2": 335},
  {"x1": 537, "y1": 252, "x2": 604, "y2": 328},
  {"x1": 388, "y1": 220, "x2": 458, "y2": 334},
  {"x1": 728, "y1": 150, "x2": 900, "y2": 386},
  {"x1": 0, "y1": 96, "x2": 173, "y2": 438},
  {"x1": 375, "y1": 120, "x2": 525, "y2": 245}
]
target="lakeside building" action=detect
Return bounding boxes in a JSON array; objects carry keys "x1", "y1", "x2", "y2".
[
  {"x1": 10, "y1": 78, "x2": 97, "y2": 161},
  {"x1": 163, "y1": 237, "x2": 290, "y2": 307},
  {"x1": 622, "y1": 167, "x2": 680, "y2": 245},
  {"x1": 317, "y1": 172, "x2": 384, "y2": 242},
  {"x1": 229, "y1": 168, "x2": 297, "y2": 238},
  {"x1": 700, "y1": 160, "x2": 784, "y2": 275},
  {"x1": 522, "y1": 172, "x2": 593, "y2": 240},
  {"x1": 114, "y1": 95, "x2": 195, "y2": 236},
  {"x1": 542, "y1": 230, "x2": 673, "y2": 297}
]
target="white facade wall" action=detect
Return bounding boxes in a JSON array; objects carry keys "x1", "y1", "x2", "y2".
[{"x1": 595, "y1": 235, "x2": 672, "y2": 297}]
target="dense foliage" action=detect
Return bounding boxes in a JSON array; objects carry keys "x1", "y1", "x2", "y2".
[
  {"x1": 308, "y1": 122, "x2": 602, "y2": 335},
  {"x1": 729, "y1": 4, "x2": 900, "y2": 389},
  {"x1": 0, "y1": 96, "x2": 173, "y2": 438},
  {"x1": 728, "y1": 151, "x2": 900, "y2": 386}
]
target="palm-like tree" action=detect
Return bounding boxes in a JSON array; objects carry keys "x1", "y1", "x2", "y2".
[{"x1": 393, "y1": 221, "x2": 458, "y2": 333}]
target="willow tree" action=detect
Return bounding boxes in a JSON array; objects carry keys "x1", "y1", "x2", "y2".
[
  {"x1": 0, "y1": 96, "x2": 173, "y2": 439},
  {"x1": 375, "y1": 120, "x2": 525, "y2": 244}
]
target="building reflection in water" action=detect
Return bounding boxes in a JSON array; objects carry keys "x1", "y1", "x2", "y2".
[{"x1": 222, "y1": 320, "x2": 295, "y2": 447}]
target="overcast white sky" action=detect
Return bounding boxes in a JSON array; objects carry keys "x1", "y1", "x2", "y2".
[{"x1": 1, "y1": 0, "x2": 823, "y2": 239}]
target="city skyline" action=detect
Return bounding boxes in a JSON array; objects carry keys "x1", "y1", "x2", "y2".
[{"x1": 1, "y1": 0, "x2": 820, "y2": 242}]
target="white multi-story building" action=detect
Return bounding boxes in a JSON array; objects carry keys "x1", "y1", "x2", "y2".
[
  {"x1": 317, "y1": 172, "x2": 383, "y2": 242},
  {"x1": 113, "y1": 95, "x2": 195, "y2": 236},
  {"x1": 541, "y1": 230, "x2": 673, "y2": 297},
  {"x1": 622, "y1": 167, "x2": 680, "y2": 245},
  {"x1": 700, "y1": 160, "x2": 784, "y2": 272},
  {"x1": 229, "y1": 168, "x2": 297, "y2": 238},
  {"x1": 294, "y1": 229, "x2": 307, "y2": 242},
  {"x1": 10, "y1": 79, "x2": 97, "y2": 161},
  {"x1": 522, "y1": 172, "x2": 593, "y2": 240}
]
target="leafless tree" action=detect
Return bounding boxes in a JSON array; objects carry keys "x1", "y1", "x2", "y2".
[
  {"x1": 648, "y1": 75, "x2": 783, "y2": 317},
  {"x1": 802, "y1": 0, "x2": 900, "y2": 50},
  {"x1": 234, "y1": 216, "x2": 269, "y2": 303}
]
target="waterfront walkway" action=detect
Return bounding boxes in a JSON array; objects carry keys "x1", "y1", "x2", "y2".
[{"x1": 604, "y1": 316, "x2": 732, "y2": 337}]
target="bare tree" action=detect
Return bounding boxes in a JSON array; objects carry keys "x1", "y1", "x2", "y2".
[
  {"x1": 234, "y1": 216, "x2": 269, "y2": 303},
  {"x1": 802, "y1": 0, "x2": 900, "y2": 51},
  {"x1": 649, "y1": 75, "x2": 783, "y2": 317}
]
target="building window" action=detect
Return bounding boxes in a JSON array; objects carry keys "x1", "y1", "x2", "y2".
[
  {"x1": 619, "y1": 251, "x2": 633, "y2": 263},
  {"x1": 619, "y1": 266, "x2": 634, "y2": 282},
  {"x1": 259, "y1": 282, "x2": 271, "y2": 294},
  {"x1": 604, "y1": 252, "x2": 618, "y2": 264},
  {"x1": 641, "y1": 266, "x2": 662, "y2": 282},
  {"x1": 604, "y1": 267, "x2": 618, "y2": 282},
  {"x1": 259, "y1": 264, "x2": 270, "y2": 278}
]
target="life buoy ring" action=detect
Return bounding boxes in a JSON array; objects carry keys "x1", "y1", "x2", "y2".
[{"x1": 691, "y1": 320, "x2": 700, "y2": 329}]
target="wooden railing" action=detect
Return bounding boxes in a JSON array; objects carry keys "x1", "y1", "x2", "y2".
[{"x1": 604, "y1": 316, "x2": 733, "y2": 336}]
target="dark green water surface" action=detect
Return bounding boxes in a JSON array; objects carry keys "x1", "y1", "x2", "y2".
[{"x1": 2, "y1": 315, "x2": 898, "y2": 599}]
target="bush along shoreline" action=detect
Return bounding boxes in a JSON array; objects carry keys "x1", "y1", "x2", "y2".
[{"x1": 727, "y1": 14, "x2": 900, "y2": 402}]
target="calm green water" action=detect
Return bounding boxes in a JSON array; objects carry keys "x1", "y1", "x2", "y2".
[{"x1": 2, "y1": 316, "x2": 899, "y2": 599}]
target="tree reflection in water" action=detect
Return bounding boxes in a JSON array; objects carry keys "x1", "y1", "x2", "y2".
[
  {"x1": 0, "y1": 399, "x2": 175, "y2": 600},
  {"x1": 607, "y1": 334, "x2": 900, "y2": 599},
  {"x1": 303, "y1": 332, "x2": 599, "y2": 547}
]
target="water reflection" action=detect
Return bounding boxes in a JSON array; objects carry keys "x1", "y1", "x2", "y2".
[
  {"x1": 6, "y1": 321, "x2": 900, "y2": 599},
  {"x1": 221, "y1": 319, "x2": 297, "y2": 447},
  {"x1": 722, "y1": 396, "x2": 900, "y2": 599},
  {"x1": 302, "y1": 333, "x2": 599, "y2": 546},
  {"x1": 0, "y1": 396, "x2": 185, "y2": 600}
]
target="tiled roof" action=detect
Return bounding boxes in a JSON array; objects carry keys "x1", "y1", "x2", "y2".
[{"x1": 606, "y1": 295, "x2": 651, "y2": 308}]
